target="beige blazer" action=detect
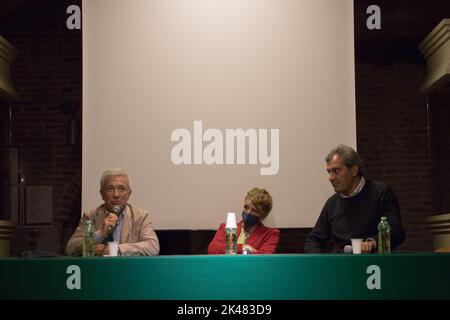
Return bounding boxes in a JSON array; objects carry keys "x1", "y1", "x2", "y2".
[{"x1": 65, "y1": 203, "x2": 160, "y2": 256}]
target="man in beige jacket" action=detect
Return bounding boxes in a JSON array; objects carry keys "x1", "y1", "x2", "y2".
[{"x1": 66, "y1": 168, "x2": 159, "y2": 256}]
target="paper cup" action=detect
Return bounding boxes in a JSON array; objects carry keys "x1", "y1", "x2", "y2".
[
  {"x1": 225, "y1": 212, "x2": 237, "y2": 228},
  {"x1": 351, "y1": 239, "x2": 363, "y2": 254},
  {"x1": 108, "y1": 241, "x2": 119, "y2": 257}
]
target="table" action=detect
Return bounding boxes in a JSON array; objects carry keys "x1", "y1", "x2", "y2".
[{"x1": 1, "y1": 253, "x2": 449, "y2": 300}]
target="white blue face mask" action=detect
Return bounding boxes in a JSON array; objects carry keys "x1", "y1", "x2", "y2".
[{"x1": 242, "y1": 211, "x2": 259, "y2": 227}]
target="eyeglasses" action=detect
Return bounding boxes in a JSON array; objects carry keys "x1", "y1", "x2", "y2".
[{"x1": 103, "y1": 186, "x2": 129, "y2": 193}]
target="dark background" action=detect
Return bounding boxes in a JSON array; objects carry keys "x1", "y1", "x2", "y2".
[{"x1": 1, "y1": 0, "x2": 449, "y2": 256}]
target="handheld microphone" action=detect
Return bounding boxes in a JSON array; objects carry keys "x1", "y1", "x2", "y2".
[{"x1": 107, "y1": 205, "x2": 121, "y2": 235}]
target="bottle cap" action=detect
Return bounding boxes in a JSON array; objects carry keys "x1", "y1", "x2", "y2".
[
  {"x1": 343, "y1": 245, "x2": 353, "y2": 253},
  {"x1": 225, "y1": 212, "x2": 237, "y2": 228}
]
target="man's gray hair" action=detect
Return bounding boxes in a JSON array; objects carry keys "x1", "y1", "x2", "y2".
[
  {"x1": 325, "y1": 144, "x2": 365, "y2": 177},
  {"x1": 100, "y1": 168, "x2": 132, "y2": 191}
]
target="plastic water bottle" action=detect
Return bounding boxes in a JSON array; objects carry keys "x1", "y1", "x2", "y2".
[
  {"x1": 225, "y1": 212, "x2": 237, "y2": 254},
  {"x1": 377, "y1": 216, "x2": 391, "y2": 253},
  {"x1": 83, "y1": 220, "x2": 95, "y2": 257}
]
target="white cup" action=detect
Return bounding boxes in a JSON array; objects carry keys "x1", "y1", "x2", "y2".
[
  {"x1": 225, "y1": 212, "x2": 237, "y2": 228},
  {"x1": 107, "y1": 241, "x2": 119, "y2": 257},
  {"x1": 351, "y1": 239, "x2": 363, "y2": 254}
]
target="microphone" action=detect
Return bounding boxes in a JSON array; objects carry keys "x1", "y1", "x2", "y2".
[{"x1": 107, "y1": 205, "x2": 121, "y2": 235}]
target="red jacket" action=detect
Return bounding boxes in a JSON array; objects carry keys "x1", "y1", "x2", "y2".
[{"x1": 208, "y1": 221, "x2": 280, "y2": 254}]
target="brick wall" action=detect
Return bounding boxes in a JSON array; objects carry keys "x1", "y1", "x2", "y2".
[
  {"x1": 429, "y1": 86, "x2": 450, "y2": 214},
  {"x1": 355, "y1": 63, "x2": 434, "y2": 251},
  {"x1": 0, "y1": 0, "x2": 82, "y2": 256}
]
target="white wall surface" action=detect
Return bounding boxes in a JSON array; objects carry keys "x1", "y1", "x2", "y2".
[{"x1": 83, "y1": 0, "x2": 356, "y2": 229}]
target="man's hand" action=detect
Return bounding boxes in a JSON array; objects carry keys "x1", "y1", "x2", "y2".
[
  {"x1": 94, "y1": 244, "x2": 109, "y2": 256},
  {"x1": 100, "y1": 213, "x2": 119, "y2": 237},
  {"x1": 361, "y1": 240, "x2": 376, "y2": 253}
]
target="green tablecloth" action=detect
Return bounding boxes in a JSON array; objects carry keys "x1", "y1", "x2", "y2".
[{"x1": 1, "y1": 253, "x2": 449, "y2": 299}]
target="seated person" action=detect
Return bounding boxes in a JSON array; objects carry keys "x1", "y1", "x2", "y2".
[
  {"x1": 208, "y1": 187, "x2": 280, "y2": 254},
  {"x1": 305, "y1": 144, "x2": 406, "y2": 253},
  {"x1": 66, "y1": 168, "x2": 159, "y2": 256}
]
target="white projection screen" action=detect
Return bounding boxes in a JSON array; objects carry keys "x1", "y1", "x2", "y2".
[{"x1": 82, "y1": 0, "x2": 356, "y2": 229}]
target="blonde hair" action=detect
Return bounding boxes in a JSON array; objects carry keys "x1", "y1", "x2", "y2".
[{"x1": 245, "y1": 187, "x2": 273, "y2": 219}]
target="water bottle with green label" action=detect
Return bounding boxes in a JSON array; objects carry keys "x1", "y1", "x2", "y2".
[
  {"x1": 225, "y1": 212, "x2": 237, "y2": 254},
  {"x1": 377, "y1": 216, "x2": 391, "y2": 253},
  {"x1": 83, "y1": 220, "x2": 95, "y2": 257}
]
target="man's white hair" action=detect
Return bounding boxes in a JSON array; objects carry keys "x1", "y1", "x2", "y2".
[{"x1": 100, "y1": 168, "x2": 132, "y2": 191}]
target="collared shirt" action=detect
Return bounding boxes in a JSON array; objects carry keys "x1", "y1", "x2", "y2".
[
  {"x1": 112, "y1": 210, "x2": 125, "y2": 242},
  {"x1": 341, "y1": 177, "x2": 366, "y2": 198}
]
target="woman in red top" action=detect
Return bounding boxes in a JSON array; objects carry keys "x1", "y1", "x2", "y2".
[{"x1": 208, "y1": 188, "x2": 280, "y2": 254}]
